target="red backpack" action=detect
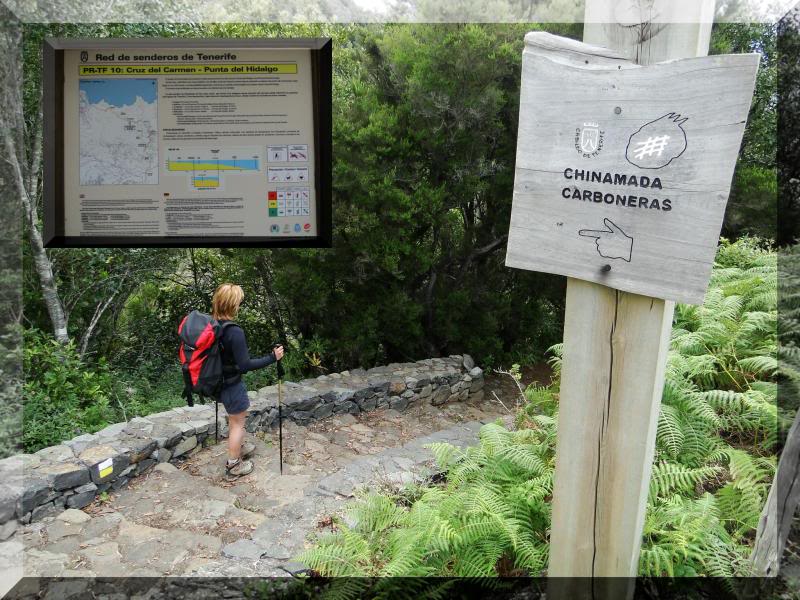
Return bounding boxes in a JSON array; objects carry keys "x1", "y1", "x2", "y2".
[{"x1": 178, "y1": 310, "x2": 237, "y2": 406}]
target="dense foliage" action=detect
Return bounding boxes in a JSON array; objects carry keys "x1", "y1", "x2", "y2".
[
  {"x1": 0, "y1": 325, "x2": 21, "y2": 457},
  {"x1": 1, "y1": 16, "x2": 23, "y2": 458},
  {"x1": 297, "y1": 239, "x2": 780, "y2": 578},
  {"x1": 713, "y1": 24, "x2": 778, "y2": 242},
  {"x1": 777, "y1": 14, "x2": 800, "y2": 426},
  {"x1": 641, "y1": 238, "x2": 780, "y2": 577},
  {"x1": 778, "y1": 12, "x2": 800, "y2": 245},
  {"x1": 22, "y1": 328, "x2": 185, "y2": 451},
  {"x1": 23, "y1": 329, "x2": 117, "y2": 449},
  {"x1": 20, "y1": 22, "x2": 778, "y2": 389}
]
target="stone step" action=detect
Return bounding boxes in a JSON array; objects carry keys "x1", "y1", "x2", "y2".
[
  {"x1": 191, "y1": 420, "x2": 491, "y2": 576},
  {"x1": 11, "y1": 386, "x2": 509, "y2": 583}
]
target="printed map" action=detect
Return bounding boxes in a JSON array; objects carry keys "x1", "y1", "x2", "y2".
[{"x1": 79, "y1": 79, "x2": 158, "y2": 185}]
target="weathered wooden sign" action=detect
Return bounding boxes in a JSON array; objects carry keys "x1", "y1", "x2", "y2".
[{"x1": 505, "y1": 32, "x2": 759, "y2": 304}]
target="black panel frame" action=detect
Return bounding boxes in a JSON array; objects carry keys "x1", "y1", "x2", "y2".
[{"x1": 42, "y1": 37, "x2": 332, "y2": 248}]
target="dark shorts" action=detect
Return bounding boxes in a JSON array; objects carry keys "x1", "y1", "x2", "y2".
[{"x1": 219, "y1": 381, "x2": 250, "y2": 415}]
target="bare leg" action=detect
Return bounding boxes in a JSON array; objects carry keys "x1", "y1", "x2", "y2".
[{"x1": 227, "y1": 411, "x2": 247, "y2": 461}]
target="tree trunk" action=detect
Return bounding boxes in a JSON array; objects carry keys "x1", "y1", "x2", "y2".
[
  {"x1": 2, "y1": 97, "x2": 69, "y2": 344},
  {"x1": 256, "y1": 253, "x2": 288, "y2": 341},
  {"x1": 751, "y1": 407, "x2": 800, "y2": 576},
  {"x1": 28, "y1": 226, "x2": 68, "y2": 344},
  {"x1": 423, "y1": 269, "x2": 439, "y2": 356}
]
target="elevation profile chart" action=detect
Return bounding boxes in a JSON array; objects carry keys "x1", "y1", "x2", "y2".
[{"x1": 165, "y1": 147, "x2": 261, "y2": 192}]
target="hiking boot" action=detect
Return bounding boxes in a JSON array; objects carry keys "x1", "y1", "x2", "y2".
[
  {"x1": 225, "y1": 458, "x2": 254, "y2": 480},
  {"x1": 241, "y1": 441, "x2": 256, "y2": 459}
]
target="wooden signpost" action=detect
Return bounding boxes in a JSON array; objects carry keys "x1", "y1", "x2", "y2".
[{"x1": 505, "y1": 0, "x2": 760, "y2": 589}]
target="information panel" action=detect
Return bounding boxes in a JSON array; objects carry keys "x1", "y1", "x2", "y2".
[{"x1": 43, "y1": 38, "x2": 332, "y2": 247}]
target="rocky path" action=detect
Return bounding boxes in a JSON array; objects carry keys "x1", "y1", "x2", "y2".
[{"x1": 13, "y1": 385, "x2": 511, "y2": 588}]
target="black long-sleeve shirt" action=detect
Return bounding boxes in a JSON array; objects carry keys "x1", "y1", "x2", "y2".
[{"x1": 219, "y1": 321, "x2": 276, "y2": 375}]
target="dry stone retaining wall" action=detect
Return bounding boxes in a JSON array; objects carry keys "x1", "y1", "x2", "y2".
[{"x1": 0, "y1": 355, "x2": 483, "y2": 539}]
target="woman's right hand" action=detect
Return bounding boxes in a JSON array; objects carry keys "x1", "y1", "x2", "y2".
[{"x1": 273, "y1": 345, "x2": 285, "y2": 360}]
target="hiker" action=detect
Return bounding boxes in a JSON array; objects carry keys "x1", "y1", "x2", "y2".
[{"x1": 211, "y1": 283, "x2": 284, "y2": 478}]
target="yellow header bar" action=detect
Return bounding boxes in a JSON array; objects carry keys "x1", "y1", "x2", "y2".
[{"x1": 79, "y1": 63, "x2": 297, "y2": 76}]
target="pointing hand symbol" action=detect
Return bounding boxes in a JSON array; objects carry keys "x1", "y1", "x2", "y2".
[{"x1": 578, "y1": 218, "x2": 633, "y2": 262}]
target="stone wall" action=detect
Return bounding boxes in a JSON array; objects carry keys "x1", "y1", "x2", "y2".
[{"x1": 0, "y1": 355, "x2": 483, "y2": 539}]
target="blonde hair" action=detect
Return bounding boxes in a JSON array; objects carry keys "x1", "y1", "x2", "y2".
[{"x1": 212, "y1": 283, "x2": 244, "y2": 320}]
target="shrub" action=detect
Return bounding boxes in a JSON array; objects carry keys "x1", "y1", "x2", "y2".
[{"x1": 23, "y1": 328, "x2": 116, "y2": 451}]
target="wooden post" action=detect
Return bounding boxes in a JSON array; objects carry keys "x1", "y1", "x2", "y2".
[
  {"x1": 548, "y1": 284, "x2": 674, "y2": 578},
  {"x1": 750, "y1": 407, "x2": 800, "y2": 575},
  {"x1": 547, "y1": 0, "x2": 715, "y2": 584},
  {"x1": 583, "y1": 0, "x2": 715, "y2": 64},
  {"x1": 505, "y1": 3, "x2": 757, "y2": 591}
]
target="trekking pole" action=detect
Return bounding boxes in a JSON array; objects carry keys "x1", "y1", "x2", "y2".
[{"x1": 273, "y1": 344, "x2": 285, "y2": 475}]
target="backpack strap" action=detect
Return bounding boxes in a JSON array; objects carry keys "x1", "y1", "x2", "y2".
[{"x1": 218, "y1": 320, "x2": 239, "y2": 335}]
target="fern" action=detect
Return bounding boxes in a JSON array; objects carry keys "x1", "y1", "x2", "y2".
[
  {"x1": 546, "y1": 343, "x2": 563, "y2": 375},
  {"x1": 737, "y1": 354, "x2": 778, "y2": 377},
  {"x1": 299, "y1": 240, "x2": 781, "y2": 580},
  {"x1": 656, "y1": 404, "x2": 685, "y2": 458},
  {"x1": 648, "y1": 462, "x2": 720, "y2": 500},
  {"x1": 427, "y1": 441, "x2": 461, "y2": 471}
]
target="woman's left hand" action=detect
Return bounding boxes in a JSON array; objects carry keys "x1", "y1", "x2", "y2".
[{"x1": 273, "y1": 345, "x2": 285, "y2": 360}]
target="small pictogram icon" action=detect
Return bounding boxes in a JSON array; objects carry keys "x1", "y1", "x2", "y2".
[{"x1": 626, "y1": 113, "x2": 688, "y2": 170}]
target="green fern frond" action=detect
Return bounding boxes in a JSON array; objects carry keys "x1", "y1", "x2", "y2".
[
  {"x1": 737, "y1": 311, "x2": 777, "y2": 339},
  {"x1": 425, "y1": 442, "x2": 462, "y2": 471},
  {"x1": 656, "y1": 404, "x2": 685, "y2": 458},
  {"x1": 498, "y1": 443, "x2": 547, "y2": 475},
  {"x1": 737, "y1": 354, "x2": 778, "y2": 377},
  {"x1": 649, "y1": 462, "x2": 720, "y2": 501},
  {"x1": 546, "y1": 343, "x2": 563, "y2": 375},
  {"x1": 295, "y1": 539, "x2": 368, "y2": 577},
  {"x1": 313, "y1": 577, "x2": 373, "y2": 600}
]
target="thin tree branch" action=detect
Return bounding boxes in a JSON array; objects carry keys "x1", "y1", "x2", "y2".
[{"x1": 79, "y1": 285, "x2": 121, "y2": 360}]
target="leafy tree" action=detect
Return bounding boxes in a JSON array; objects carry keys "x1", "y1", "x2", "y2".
[
  {"x1": 777, "y1": 9, "x2": 800, "y2": 245},
  {"x1": 409, "y1": 0, "x2": 583, "y2": 22},
  {"x1": 15, "y1": 21, "x2": 782, "y2": 424},
  {"x1": 712, "y1": 23, "x2": 778, "y2": 241},
  {"x1": 263, "y1": 23, "x2": 573, "y2": 368},
  {"x1": 105, "y1": 23, "x2": 572, "y2": 374}
]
